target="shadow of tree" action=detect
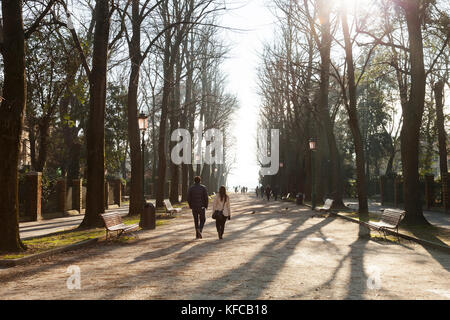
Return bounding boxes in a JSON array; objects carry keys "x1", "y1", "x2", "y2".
[
  {"x1": 188, "y1": 216, "x2": 335, "y2": 299},
  {"x1": 408, "y1": 227, "x2": 450, "y2": 272},
  {"x1": 98, "y1": 197, "x2": 320, "y2": 299}
]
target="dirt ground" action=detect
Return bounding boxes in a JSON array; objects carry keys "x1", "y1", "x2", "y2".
[{"x1": 0, "y1": 194, "x2": 449, "y2": 300}]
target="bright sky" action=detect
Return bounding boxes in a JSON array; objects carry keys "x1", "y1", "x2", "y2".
[
  {"x1": 220, "y1": 0, "x2": 276, "y2": 189},
  {"x1": 219, "y1": 0, "x2": 450, "y2": 189}
]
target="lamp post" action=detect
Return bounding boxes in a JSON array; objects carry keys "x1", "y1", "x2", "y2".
[
  {"x1": 279, "y1": 162, "x2": 284, "y2": 196},
  {"x1": 214, "y1": 167, "x2": 218, "y2": 190},
  {"x1": 309, "y1": 138, "x2": 317, "y2": 210},
  {"x1": 138, "y1": 113, "x2": 148, "y2": 207}
]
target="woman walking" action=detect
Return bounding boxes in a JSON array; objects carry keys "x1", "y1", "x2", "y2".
[{"x1": 212, "y1": 186, "x2": 231, "y2": 239}]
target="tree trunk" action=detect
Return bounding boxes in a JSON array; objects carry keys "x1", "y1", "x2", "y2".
[
  {"x1": 121, "y1": 140, "x2": 128, "y2": 180},
  {"x1": 59, "y1": 94, "x2": 71, "y2": 177},
  {"x1": 80, "y1": 0, "x2": 110, "y2": 228},
  {"x1": 434, "y1": 79, "x2": 448, "y2": 211},
  {"x1": 399, "y1": 0, "x2": 428, "y2": 225},
  {"x1": 169, "y1": 46, "x2": 182, "y2": 204},
  {"x1": 35, "y1": 118, "x2": 51, "y2": 172},
  {"x1": 126, "y1": 0, "x2": 143, "y2": 216},
  {"x1": 422, "y1": 102, "x2": 436, "y2": 173},
  {"x1": 29, "y1": 123, "x2": 37, "y2": 170},
  {"x1": 59, "y1": 95, "x2": 81, "y2": 181},
  {"x1": 385, "y1": 137, "x2": 396, "y2": 176},
  {"x1": 341, "y1": 6, "x2": 368, "y2": 215},
  {"x1": 0, "y1": 0, "x2": 26, "y2": 252},
  {"x1": 155, "y1": 31, "x2": 172, "y2": 208},
  {"x1": 317, "y1": 0, "x2": 344, "y2": 208},
  {"x1": 181, "y1": 44, "x2": 193, "y2": 201},
  {"x1": 434, "y1": 80, "x2": 448, "y2": 177}
]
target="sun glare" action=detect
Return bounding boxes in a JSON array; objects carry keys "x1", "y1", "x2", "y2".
[{"x1": 335, "y1": 0, "x2": 371, "y2": 10}]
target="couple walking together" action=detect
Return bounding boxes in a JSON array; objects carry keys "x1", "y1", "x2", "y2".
[{"x1": 187, "y1": 176, "x2": 231, "y2": 240}]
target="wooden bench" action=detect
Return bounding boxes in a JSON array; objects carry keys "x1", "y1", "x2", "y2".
[
  {"x1": 317, "y1": 199, "x2": 334, "y2": 212},
  {"x1": 101, "y1": 212, "x2": 139, "y2": 239},
  {"x1": 366, "y1": 208, "x2": 405, "y2": 240},
  {"x1": 164, "y1": 199, "x2": 182, "y2": 215}
]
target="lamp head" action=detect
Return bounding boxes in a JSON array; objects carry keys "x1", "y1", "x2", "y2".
[
  {"x1": 138, "y1": 113, "x2": 148, "y2": 131},
  {"x1": 309, "y1": 138, "x2": 317, "y2": 151}
]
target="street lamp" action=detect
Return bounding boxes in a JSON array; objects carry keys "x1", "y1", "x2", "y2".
[
  {"x1": 279, "y1": 162, "x2": 284, "y2": 195},
  {"x1": 309, "y1": 138, "x2": 317, "y2": 210},
  {"x1": 309, "y1": 139, "x2": 316, "y2": 151},
  {"x1": 138, "y1": 113, "x2": 148, "y2": 207}
]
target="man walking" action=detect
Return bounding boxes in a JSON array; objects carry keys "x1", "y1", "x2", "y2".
[
  {"x1": 273, "y1": 185, "x2": 279, "y2": 201},
  {"x1": 187, "y1": 176, "x2": 209, "y2": 239},
  {"x1": 265, "y1": 185, "x2": 271, "y2": 201}
]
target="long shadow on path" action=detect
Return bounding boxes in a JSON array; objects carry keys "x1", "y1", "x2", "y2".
[
  {"x1": 100, "y1": 199, "x2": 312, "y2": 299},
  {"x1": 409, "y1": 229, "x2": 450, "y2": 272},
  {"x1": 189, "y1": 215, "x2": 336, "y2": 299}
]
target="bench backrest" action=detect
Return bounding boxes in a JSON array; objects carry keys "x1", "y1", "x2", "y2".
[
  {"x1": 323, "y1": 199, "x2": 334, "y2": 209},
  {"x1": 163, "y1": 199, "x2": 174, "y2": 210},
  {"x1": 381, "y1": 209, "x2": 405, "y2": 226},
  {"x1": 101, "y1": 213, "x2": 123, "y2": 228}
]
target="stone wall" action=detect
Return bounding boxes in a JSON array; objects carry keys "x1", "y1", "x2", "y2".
[{"x1": 18, "y1": 174, "x2": 124, "y2": 221}]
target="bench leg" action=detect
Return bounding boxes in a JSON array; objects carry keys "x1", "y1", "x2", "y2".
[
  {"x1": 369, "y1": 227, "x2": 383, "y2": 236},
  {"x1": 375, "y1": 229, "x2": 382, "y2": 238},
  {"x1": 127, "y1": 231, "x2": 139, "y2": 239}
]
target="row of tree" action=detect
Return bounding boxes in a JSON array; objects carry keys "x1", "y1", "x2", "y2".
[
  {"x1": 0, "y1": 0, "x2": 237, "y2": 252},
  {"x1": 257, "y1": 0, "x2": 449, "y2": 227}
]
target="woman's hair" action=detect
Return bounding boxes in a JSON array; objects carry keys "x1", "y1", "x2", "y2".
[{"x1": 219, "y1": 185, "x2": 227, "y2": 202}]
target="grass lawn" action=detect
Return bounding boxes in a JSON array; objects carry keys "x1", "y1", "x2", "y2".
[
  {"x1": 0, "y1": 215, "x2": 170, "y2": 260},
  {"x1": 337, "y1": 211, "x2": 383, "y2": 222},
  {"x1": 337, "y1": 211, "x2": 450, "y2": 247},
  {"x1": 400, "y1": 224, "x2": 450, "y2": 247}
]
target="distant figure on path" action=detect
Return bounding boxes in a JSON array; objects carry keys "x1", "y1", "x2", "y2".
[
  {"x1": 260, "y1": 185, "x2": 265, "y2": 199},
  {"x1": 187, "y1": 176, "x2": 209, "y2": 239},
  {"x1": 265, "y1": 185, "x2": 271, "y2": 201},
  {"x1": 255, "y1": 186, "x2": 259, "y2": 197},
  {"x1": 273, "y1": 186, "x2": 279, "y2": 201},
  {"x1": 212, "y1": 186, "x2": 231, "y2": 239}
]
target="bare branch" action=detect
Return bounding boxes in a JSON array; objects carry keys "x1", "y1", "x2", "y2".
[{"x1": 24, "y1": 0, "x2": 57, "y2": 39}]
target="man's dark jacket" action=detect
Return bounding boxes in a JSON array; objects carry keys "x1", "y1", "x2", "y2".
[{"x1": 187, "y1": 183, "x2": 209, "y2": 210}]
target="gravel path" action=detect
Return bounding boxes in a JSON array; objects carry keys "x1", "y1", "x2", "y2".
[{"x1": 1, "y1": 194, "x2": 449, "y2": 300}]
